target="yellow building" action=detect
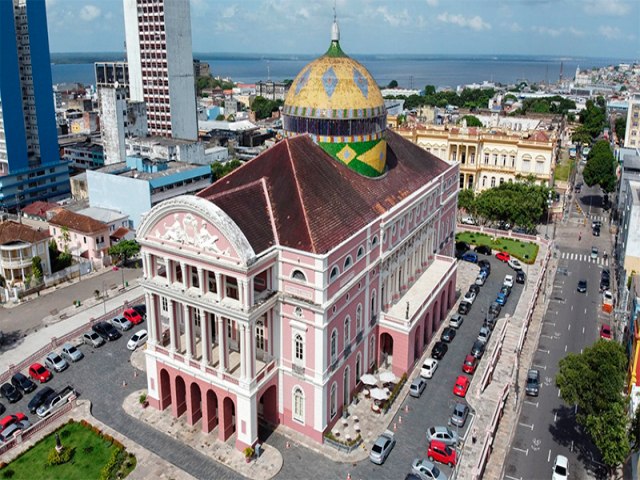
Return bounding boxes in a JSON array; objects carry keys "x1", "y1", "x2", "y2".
[{"x1": 396, "y1": 124, "x2": 559, "y2": 192}]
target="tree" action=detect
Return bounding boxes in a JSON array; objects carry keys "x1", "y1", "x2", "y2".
[
  {"x1": 211, "y1": 159, "x2": 243, "y2": 181},
  {"x1": 583, "y1": 140, "x2": 617, "y2": 193},
  {"x1": 458, "y1": 189, "x2": 475, "y2": 214},
  {"x1": 615, "y1": 117, "x2": 627, "y2": 143},
  {"x1": 387, "y1": 80, "x2": 398, "y2": 88},
  {"x1": 556, "y1": 340, "x2": 629, "y2": 470},
  {"x1": 215, "y1": 114, "x2": 225, "y2": 121},
  {"x1": 31, "y1": 256, "x2": 43, "y2": 281},
  {"x1": 108, "y1": 240, "x2": 140, "y2": 267},
  {"x1": 60, "y1": 226, "x2": 71, "y2": 254},
  {"x1": 424, "y1": 85, "x2": 436, "y2": 96},
  {"x1": 460, "y1": 115, "x2": 483, "y2": 127},
  {"x1": 250, "y1": 96, "x2": 282, "y2": 120}
]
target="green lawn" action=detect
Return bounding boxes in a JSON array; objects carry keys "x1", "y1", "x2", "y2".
[
  {"x1": 1, "y1": 421, "x2": 135, "y2": 480},
  {"x1": 456, "y1": 231, "x2": 539, "y2": 263},
  {"x1": 554, "y1": 154, "x2": 575, "y2": 182}
]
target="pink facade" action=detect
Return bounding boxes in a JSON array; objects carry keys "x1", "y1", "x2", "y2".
[{"x1": 49, "y1": 223, "x2": 110, "y2": 262}]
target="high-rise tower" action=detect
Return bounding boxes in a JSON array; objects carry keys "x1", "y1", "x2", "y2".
[{"x1": 123, "y1": 0, "x2": 197, "y2": 140}]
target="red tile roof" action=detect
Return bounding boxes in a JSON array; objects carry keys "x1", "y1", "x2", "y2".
[
  {"x1": 21, "y1": 201, "x2": 60, "y2": 218},
  {"x1": 530, "y1": 130, "x2": 550, "y2": 142},
  {"x1": 198, "y1": 131, "x2": 449, "y2": 254},
  {"x1": 0, "y1": 221, "x2": 49, "y2": 245},
  {"x1": 49, "y1": 209, "x2": 107, "y2": 235},
  {"x1": 110, "y1": 227, "x2": 129, "y2": 240}
]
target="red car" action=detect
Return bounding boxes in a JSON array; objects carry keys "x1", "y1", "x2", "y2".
[
  {"x1": 462, "y1": 354, "x2": 478, "y2": 374},
  {"x1": 453, "y1": 375, "x2": 470, "y2": 397},
  {"x1": 427, "y1": 440, "x2": 457, "y2": 467},
  {"x1": 0, "y1": 413, "x2": 27, "y2": 433},
  {"x1": 123, "y1": 308, "x2": 143, "y2": 325},
  {"x1": 28, "y1": 363, "x2": 52, "y2": 383},
  {"x1": 495, "y1": 251, "x2": 511, "y2": 262},
  {"x1": 600, "y1": 324, "x2": 612, "y2": 340}
]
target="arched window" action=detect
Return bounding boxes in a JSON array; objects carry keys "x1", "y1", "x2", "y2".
[
  {"x1": 356, "y1": 246, "x2": 365, "y2": 260},
  {"x1": 491, "y1": 176, "x2": 496, "y2": 187},
  {"x1": 482, "y1": 176, "x2": 487, "y2": 187},
  {"x1": 330, "y1": 383, "x2": 337, "y2": 418},
  {"x1": 330, "y1": 266, "x2": 339, "y2": 282},
  {"x1": 294, "y1": 334, "x2": 304, "y2": 362},
  {"x1": 344, "y1": 316, "x2": 351, "y2": 346},
  {"x1": 330, "y1": 330, "x2": 338, "y2": 363},
  {"x1": 371, "y1": 235, "x2": 378, "y2": 247},
  {"x1": 292, "y1": 269, "x2": 306, "y2": 282},
  {"x1": 356, "y1": 304, "x2": 362, "y2": 334},
  {"x1": 369, "y1": 335, "x2": 376, "y2": 367},
  {"x1": 356, "y1": 352, "x2": 362, "y2": 383},
  {"x1": 343, "y1": 256, "x2": 352, "y2": 270},
  {"x1": 293, "y1": 387, "x2": 304, "y2": 423}
]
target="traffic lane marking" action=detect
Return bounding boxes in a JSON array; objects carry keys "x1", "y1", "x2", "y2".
[
  {"x1": 519, "y1": 422, "x2": 534, "y2": 430},
  {"x1": 512, "y1": 447, "x2": 529, "y2": 455}
]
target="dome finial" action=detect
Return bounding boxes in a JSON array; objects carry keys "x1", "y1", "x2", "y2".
[{"x1": 331, "y1": 3, "x2": 340, "y2": 42}]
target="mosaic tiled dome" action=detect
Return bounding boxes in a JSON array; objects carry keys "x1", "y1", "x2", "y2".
[{"x1": 282, "y1": 20, "x2": 388, "y2": 177}]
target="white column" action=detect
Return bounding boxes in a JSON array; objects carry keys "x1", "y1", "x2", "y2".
[
  {"x1": 168, "y1": 299, "x2": 176, "y2": 352},
  {"x1": 201, "y1": 309, "x2": 211, "y2": 366},
  {"x1": 183, "y1": 303, "x2": 193, "y2": 359},
  {"x1": 198, "y1": 267, "x2": 205, "y2": 294},
  {"x1": 241, "y1": 279, "x2": 249, "y2": 309},
  {"x1": 146, "y1": 292, "x2": 157, "y2": 344},
  {"x1": 248, "y1": 321, "x2": 256, "y2": 378},
  {"x1": 143, "y1": 252, "x2": 150, "y2": 278},
  {"x1": 239, "y1": 323, "x2": 247, "y2": 380},
  {"x1": 217, "y1": 315, "x2": 227, "y2": 371},
  {"x1": 215, "y1": 272, "x2": 222, "y2": 301},
  {"x1": 164, "y1": 257, "x2": 173, "y2": 283},
  {"x1": 180, "y1": 262, "x2": 187, "y2": 289}
]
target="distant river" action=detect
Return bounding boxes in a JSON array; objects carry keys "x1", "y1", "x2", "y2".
[{"x1": 51, "y1": 52, "x2": 627, "y2": 89}]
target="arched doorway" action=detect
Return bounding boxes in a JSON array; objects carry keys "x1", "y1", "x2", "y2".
[
  {"x1": 434, "y1": 300, "x2": 440, "y2": 329},
  {"x1": 380, "y1": 332, "x2": 394, "y2": 368},
  {"x1": 221, "y1": 397, "x2": 236, "y2": 441},
  {"x1": 423, "y1": 313, "x2": 430, "y2": 346},
  {"x1": 175, "y1": 376, "x2": 187, "y2": 418},
  {"x1": 159, "y1": 369, "x2": 172, "y2": 410},
  {"x1": 449, "y1": 280, "x2": 456, "y2": 308},
  {"x1": 343, "y1": 367, "x2": 350, "y2": 408},
  {"x1": 204, "y1": 389, "x2": 218, "y2": 433},
  {"x1": 355, "y1": 353, "x2": 362, "y2": 384},
  {"x1": 414, "y1": 325, "x2": 422, "y2": 362},
  {"x1": 258, "y1": 385, "x2": 278, "y2": 426},
  {"x1": 440, "y1": 291, "x2": 448, "y2": 324},
  {"x1": 189, "y1": 382, "x2": 202, "y2": 425}
]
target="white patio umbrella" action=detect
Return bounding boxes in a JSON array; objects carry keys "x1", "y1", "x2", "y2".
[
  {"x1": 379, "y1": 371, "x2": 397, "y2": 383},
  {"x1": 370, "y1": 388, "x2": 389, "y2": 401},
  {"x1": 360, "y1": 374, "x2": 378, "y2": 386}
]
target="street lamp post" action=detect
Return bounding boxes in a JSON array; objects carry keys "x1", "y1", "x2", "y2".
[{"x1": 545, "y1": 191, "x2": 553, "y2": 239}]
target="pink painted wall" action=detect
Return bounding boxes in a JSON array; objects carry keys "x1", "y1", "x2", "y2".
[
  {"x1": 280, "y1": 373, "x2": 323, "y2": 443},
  {"x1": 49, "y1": 224, "x2": 109, "y2": 261}
]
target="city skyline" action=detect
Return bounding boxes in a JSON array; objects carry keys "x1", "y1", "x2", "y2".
[{"x1": 46, "y1": 0, "x2": 640, "y2": 59}]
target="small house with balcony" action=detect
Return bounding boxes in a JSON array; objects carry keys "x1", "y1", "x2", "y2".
[
  {"x1": 48, "y1": 209, "x2": 111, "y2": 266},
  {"x1": 0, "y1": 221, "x2": 51, "y2": 285}
]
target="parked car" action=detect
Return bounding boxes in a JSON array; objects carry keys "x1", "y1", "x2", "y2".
[
  {"x1": 475, "y1": 272, "x2": 487, "y2": 286},
  {"x1": 450, "y1": 402, "x2": 469, "y2": 428},
  {"x1": 27, "y1": 386, "x2": 55, "y2": 414},
  {"x1": 516, "y1": 270, "x2": 526, "y2": 284},
  {"x1": 463, "y1": 291, "x2": 477, "y2": 305},
  {"x1": 591, "y1": 246, "x2": 598, "y2": 259},
  {"x1": 123, "y1": 308, "x2": 144, "y2": 325},
  {"x1": 411, "y1": 458, "x2": 447, "y2": 480},
  {"x1": 427, "y1": 441, "x2": 458, "y2": 468},
  {"x1": 61, "y1": 343, "x2": 84, "y2": 363},
  {"x1": 458, "y1": 301, "x2": 471, "y2": 315},
  {"x1": 431, "y1": 342, "x2": 448, "y2": 360},
  {"x1": 453, "y1": 375, "x2": 470, "y2": 397},
  {"x1": 44, "y1": 352, "x2": 68, "y2": 373},
  {"x1": 484, "y1": 313, "x2": 498, "y2": 331},
  {"x1": 478, "y1": 259, "x2": 491, "y2": 273},
  {"x1": 495, "y1": 292, "x2": 507, "y2": 306},
  {"x1": 0, "y1": 422, "x2": 29, "y2": 443},
  {"x1": 426, "y1": 426, "x2": 459, "y2": 447},
  {"x1": 468, "y1": 284, "x2": 480, "y2": 295},
  {"x1": 600, "y1": 269, "x2": 610, "y2": 290},
  {"x1": 0, "y1": 403, "x2": 5, "y2": 417},
  {"x1": 462, "y1": 354, "x2": 478, "y2": 374},
  {"x1": 503, "y1": 275, "x2": 514, "y2": 288},
  {"x1": 577, "y1": 279, "x2": 588, "y2": 293},
  {"x1": 440, "y1": 327, "x2": 456, "y2": 343},
  {"x1": 592, "y1": 225, "x2": 600, "y2": 236},
  {"x1": 455, "y1": 241, "x2": 470, "y2": 254},
  {"x1": 525, "y1": 369, "x2": 540, "y2": 397},
  {"x1": 461, "y1": 216, "x2": 476, "y2": 225},
  {"x1": 449, "y1": 314, "x2": 464, "y2": 329},
  {"x1": 475, "y1": 245, "x2": 492, "y2": 255},
  {"x1": 508, "y1": 259, "x2": 523, "y2": 271},
  {"x1": 0, "y1": 383, "x2": 22, "y2": 403},
  {"x1": 574, "y1": 183, "x2": 582, "y2": 193},
  {"x1": 409, "y1": 377, "x2": 427, "y2": 398},
  {"x1": 93, "y1": 321, "x2": 122, "y2": 341},
  {"x1": 461, "y1": 252, "x2": 478, "y2": 263},
  {"x1": 477, "y1": 326, "x2": 491, "y2": 344},
  {"x1": 127, "y1": 329, "x2": 148, "y2": 351},
  {"x1": 111, "y1": 317, "x2": 133, "y2": 332},
  {"x1": 552, "y1": 454, "x2": 569, "y2": 480},
  {"x1": 36, "y1": 386, "x2": 76, "y2": 418},
  {"x1": 500, "y1": 285, "x2": 511, "y2": 297},
  {"x1": 83, "y1": 331, "x2": 105, "y2": 348},
  {"x1": 28, "y1": 363, "x2": 52, "y2": 383},
  {"x1": 471, "y1": 340, "x2": 485, "y2": 359},
  {"x1": 421, "y1": 358, "x2": 439, "y2": 379},
  {"x1": 489, "y1": 302, "x2": 502, "y2": 316},
  {"x1": 369, "y1": 431, "x2": 396, "y2": 465},
  {"x1": 600, "y1": 324, "x2": 612, "y2": 340},
  {"x1": 0, "y1": 413, "x2": 27, "y2": 433},
  {"x1": 10, "y1": 373, "x2": 36, "y2": 394},
  {"x1": 495, "y1": 251, "x2": 511, "y2": 262}
]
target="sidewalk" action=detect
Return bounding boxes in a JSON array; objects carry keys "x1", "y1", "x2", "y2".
[{"x1": 0, "y1": 284, "x2": 144, "y2": 372}]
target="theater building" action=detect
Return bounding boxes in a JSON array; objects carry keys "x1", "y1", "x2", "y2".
[{"x1": 136, "y1": 20, "x2": 459, "y2": 450}]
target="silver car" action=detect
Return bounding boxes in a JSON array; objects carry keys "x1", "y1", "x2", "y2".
[
  {"x1": 450, "y1": 402, "x2": 469, "y2": 428},
  {"x1": 83, "y1": 331, "x2": 105, "y2": 348},
  {"x1": 369, "y1": 430, "x2": 395, "y2": 464},
  {"x1": 44, "y1": 352, "x2": 68, "y2": 373},
  {"x1": 411, "y1": 458, "x2": 447, "y2": 480},
  {"x1": 449, "y1": 314, "x2": 464, "y2": 329},
  {"x1": 409, "y1": 377, "x2": 427, "y2": 398},
  {"x1": 61, "y1": 343, "x2": 84, "y2": 363},
  {"x1": 111, "y1": 317, "x2": 133, "y2": 331},
  {"x1": 426, "y1": 426, "x2": 459, "y2": 447}
]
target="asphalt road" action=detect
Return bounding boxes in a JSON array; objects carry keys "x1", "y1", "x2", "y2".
[
  {"x1": 502, "y1": 168, "x2": 612, "y2": 480},
  {"x1": 0, "y1": 253, "x2": 526, "y2": 480}
]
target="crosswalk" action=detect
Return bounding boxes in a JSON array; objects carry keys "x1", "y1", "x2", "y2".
[
  {"x1": 560, "y1": 251, "x2": 609, "y2": 266},
  {"x1": 589, "y1": 215, "x2": 608, "y2": 223}
]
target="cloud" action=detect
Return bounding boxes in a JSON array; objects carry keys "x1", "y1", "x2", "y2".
[
  {"x1": 426, "y1": 0, "x2": 438, "y2": 6},
  {"x1": 584, "y1": 0, "x2": 630, "y2": 16},
  {"x1": 79, "y1": 5, "x2": 101, "y2": 22},
  {"x1": 437, "y1": 12, "x2": 491, "y2": 31},
  {"x1": 598, "y1": 25, "x2": 623, "y2": 39},
  {"x1": 568, "y1": 27, "x2": 585, "y2": 37},
  {"x1": 376, "y1": 6, "x2": 411, "y2": 27},
  {"x1": 221, "y1": 5, "x2": 237, "y2": 18},
  {"x1": 531, "y1": 25, "x2": 562, "y2": 37},
  {"x1": 504, "y1": 22, "x2": 523, "y2": 33}
]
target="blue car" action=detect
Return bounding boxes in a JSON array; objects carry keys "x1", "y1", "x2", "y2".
[
  {"x1": 461, "y1": 252, "x2": 478, "y2": 263},
  {"x1": 495, "y1": 292, "x2": 507, "y2": 306}
]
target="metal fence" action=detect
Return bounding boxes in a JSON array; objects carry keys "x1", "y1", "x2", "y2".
[{"x1": 472, "y1": 383, "x2": 510, "y2": 480}]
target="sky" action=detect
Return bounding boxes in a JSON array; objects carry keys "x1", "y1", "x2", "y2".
[{"x1": 46, "y1": 0, "x2": 640, "y2": 59}]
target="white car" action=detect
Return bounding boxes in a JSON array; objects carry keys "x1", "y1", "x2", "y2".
[
  {"x1": 463, "y1": 291, "x2": 477, "y2": 305},
  {"x1": 552, "y1": 454, "x2": 569, "y2": 480},
  {"x1": 503, "y1": 275, "x2": 514, "y2": 288},
  {"x1": 478, "y1": 326, "x2": 491, "y2": 344},
  {"x1": 591, "y1": 246, "x2": 598, "y2": 259},
  {"x1": 127, "y1": 329, "x2": 148, "y2": 351},
  {"x1": 36, "y1": 386, "x2": 76, "y2": 418},
  {"x1": 449, "y1": 314, "x2": 464, "y2": 329},
  {"x1": 461, "y1": 216, "x2": 476, "y2": 225},
  {"x1": 420, "y1": 358, "x2": 439, "y2": 379},
  {"x1": 508, "y1": 259, "x2": 523, "y2": 271},
  {"x1": 475, "y1": 273, "x2": 487, "y2": 286}
]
